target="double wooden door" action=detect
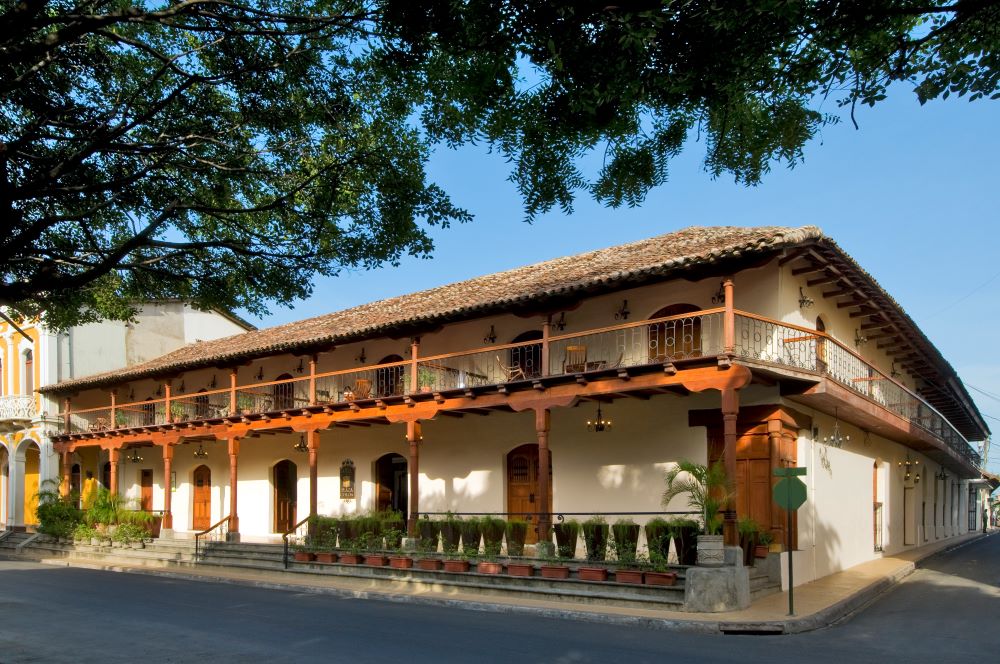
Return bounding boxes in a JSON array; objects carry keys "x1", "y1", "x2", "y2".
[
  {"x1": 506, "y1": 444, "x2": 552, "y2": 544},
  {"x1": 274, "y1": 460, "x2": 297, "y2": 533},
  {"x1": 192, "y1": 465, "x2": 211, "y2": 531}
]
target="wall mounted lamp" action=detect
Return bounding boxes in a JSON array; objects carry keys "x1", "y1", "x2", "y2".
[
  {"x1": 614, "y1": 300, "x2": 630, "y2": 321},
  {"x1": 854, "y1": 328, "x2": 868, "y2": 348},
  {"x1": 798, "y1": 287, "x2": 814, "y2": 309},
  {"x1": 483, "y1": 325, "x2": 497, "y2": 345},
  {"x1": 555, "y1": 312, "x2": 567, "y2": 331},
  {"x1": 822, "y1": 408, "x2": 850, "y2": 448},
  {"x1": 356, "y1": 347, "x2": 367, "y2": 364}
]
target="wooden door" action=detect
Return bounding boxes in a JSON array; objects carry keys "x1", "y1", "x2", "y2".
[
  {"x1": 192, "y1": 465, "x2": 211, "y2": 531},
  {"x1": 140, "y1": 469, "x2": 153, "y2": 512},
  {"x1": 273, "y1": 460, "x2": 297, "y2": 533},
  {"x1": 506, "y1": 444, "x2": 552, "y2": 544}
]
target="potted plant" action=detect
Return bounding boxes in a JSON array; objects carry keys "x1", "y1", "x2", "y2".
[
  {"x1": 443, "y1": 556, "x2": 471, "y2": 573},
  {"x1": 582, "y1": 516, "x2": 609, "y2": 562},
  {"x1": 507, "y1": 560, "x2": 534, "y2": 577},
  {"x1": 577, "y1": 565, "x2": 609, "y2": 582},
  {"x1": 480, "y1": 516, "x2": 506, "y2": 557},
  {"x1": 417, "y1": 518, "x2": 440, "y2": 553},
  {"x1": 738, "y1": 517, "x2": 761, "y2": 567},
  {"x1": 505, "y1": 519, "x2": 528, "y2": 557},
  {"x1": 476, "y1": 556, "x2": 503, "y2": 575},
  {"x1": 643, "y1": 517, "x2": 671, "y2": 563},
  {"x1": 612, "y1": 518, "x2": 640, "y2": 563},
  {"x1": 417, "y1": 557, "x2": 443, "y2": 571},
  {"x1": 756, "y1": 530, "x2": 774, "y2": 559},
  {"x1": 460, "y1": 518, "x2": 482, "y2": 555},
  {"x1": 439, "y1": 513, "x2": 462, "y2": 555},
  {"x1": 662, "y1": 459, "x2": 732, "y2": 567},
  {"x1": 615, "y1": 566, "x2": 644, "y2": 585},
  {"x1": 553, "y1": 519, "x2": 580, "y2": 559},
  {"x1": 378, "y1": 511, "x2": 405, "y2": 549},
  {"x1": 670, "y1": 518, "x2": 700, "y2": 566},
  {"x1": 539, "y1": 558, "x2": 571, "y2": 579}
]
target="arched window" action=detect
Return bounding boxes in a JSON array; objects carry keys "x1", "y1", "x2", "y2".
[
  {"x1": 272, "y1": 373, "x2": 295, "y2": 410},
  {"x1": 648, "y1": 304, "x2": 701, "y2": 362},
  {"x1": 23, "y1": 349, "x2": 33, "y2": 394},
  {"x1": 509, "y1": 331, "x2": 543, "y2": 378},
  {"x1": 375, "y1": 355, "x2": 405, "y2": 398}
]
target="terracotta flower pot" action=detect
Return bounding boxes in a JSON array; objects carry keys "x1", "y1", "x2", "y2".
[
  {"x1": 293, "y1": 551, "x2": 315, "y2": 563},
  {"x1": 539, "y1": 565, "x2": 570, "y2": 579},
  {"x1": 615, "y1": 569, "x2": 644, "y2": 584},
  {"x1": 577, "y1": 567, "x2": 609, "y2": 582},
  {"x1": 389, "y1": 556, "x2": 414, "y2": 569},
  {"x1": 417, "y1": 558, "x2": 443, "y2": 571},
  {"x1": 339, "y1": 553, "x2": 363, "y2": 565},
  {"x1": 643, "y1": 571, "x2": 678, "y2": 587},
  {"x1": 755, "y1": 544, "x2": 770, "y2": 559},
  {"x1": 315, "y1": 552, "x2": 338, "y2": 564},
  {"x1": 506, "y1": 562, "x2": 534, "y2": 577},
  {"x1": 443, "y1": 559, "x2": 471, "y2": 573},
  {"x1": 477, "y1": 561, "x2": 503, "y2": 574},
  {"x1": 364, "y1": 554, "x2": 389, "y2": 567}
]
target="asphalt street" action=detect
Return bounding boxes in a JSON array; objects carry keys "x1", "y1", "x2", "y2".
[{"x1": 1, "y1": 535, "x2": 997, "y2": 663}]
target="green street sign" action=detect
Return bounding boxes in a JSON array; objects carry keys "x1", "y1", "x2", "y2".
[
  {"x1": 773, "y1": 467, "x2": 807, "y2": 477},
  {"x1": 773, "y1": 476, "x2": 808, "y2": 511}
]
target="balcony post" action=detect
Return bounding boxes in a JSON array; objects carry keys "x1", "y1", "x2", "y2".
[
  {"x1": 63, "y1": 397, "x2": 71, "y2": 433},
  {"x1": 541, "y1": 316, "x2": 551, "y2": 377},
  {"x1": 723, "y1": 277, "x2": 735, "y2": 355},
  {"x1": 407, "y1": 420, "x2": 421, "y2": 538},
  {"x1": 536, "y1": 408, "x2": 552, "y2": 554},
  {"x1": 410, "y1": 338, "x2": 419, "y2": 393},
  {"x1": 722, "y1": 387, "x2": 739, "y2": 547},
  {"x1": 162, "y1": 444, "x2": 174, "y2": 532},
  {"x1": 229, "y1": 368, "x2": 237, "y2": 415},
  {"x1": 109, "y1": 447, "x2": 120, "y2": 496},
  {"x1": 768, "y1": 417, "x2": 783, "y2": 538},
  {"x1": 308, "y1": 355, "x2": 317, "y2": 405},
  {"x1": 61, "y1": 449, "x2": 71, "y2": 498},
  {"x1": 307, "y1": 429, "x2": 319, "y2": 522},
  {"x1": 164, "y1": 382, "x2": 172, "y2": 424},
  {"x1": 227, "y1": 436, "x2": 240, "y2": 541},
  {"x1": 110, "y1": 391, "x2": 117, "y2": 430}
]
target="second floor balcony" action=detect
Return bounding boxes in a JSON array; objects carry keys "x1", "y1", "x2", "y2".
[{"x1": 55, "y1": 307, "x2": 981, "y2": 471}]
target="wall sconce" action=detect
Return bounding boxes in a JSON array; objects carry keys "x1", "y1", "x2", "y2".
[
  {"x1": 822, "y1": 408, "x2": 850, "y2": 447},
  {"x1": 898, "y1": 457, "x2": 914, "y2": 482},
  {"x1": 128, "y1": 388, "x2": 135, "y2": 401},
  {"x1": 255, "y1": 367, "x2": 264, "y2": 381},
  {"x1": 178, "y1": 380, "x2": 185, "y2": 393},
  {"x1": 293, "y1": 434, "x2": 308, "y2": 453},
  {"x1": 555, "y1": 312, "x2": 567, "y2": 331},
  {"x1": 890, "y1": 362, "x2": 900, "y2": 379},
  {"x1": 356, "y1": 347, "x2": 367, "y2": 364},
  {"x1": 711, "y1": 281, "x2": 726, "y2": 305},
  {"x1": 194, "y1": 442, "x2": 209, "y2": 459},
  {"x1": 854, "y1": 328, "x2": 868, "y2": 348},
  {"x1": 483, "y1": 325, "x2": 497, "y2": 345},
  {"x1": 614, "y1": 300, "x2": 630, "y2": 321},
  {"x1": 155, "y1": 384, "x2": 162, "y2": 397},
  {"x1": 586, "y1": 404, "x2": 612, "y2": 432},
  {"x1": 209, "y1": 375, "x2": 217, "y2": 390},
  {"x1": 798, "y1": 287, "x2": 814, "y2": 309},
  {"x1": 295, "y1": 358, "x2": 305, "y2": 374},
  {"x1": 127, "y1": 448, "x2": 144, "y2": 464},
  {"x1": 936, "y1": 469, "x2": 949, "y2": 481}
]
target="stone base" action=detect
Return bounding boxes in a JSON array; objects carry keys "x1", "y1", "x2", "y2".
[
  {"x1": 684, "y1": 562, "x2": 750, "y2": 612},
  {"x1": 225, "y1": 532, "x2": 241, "y2": 543},
  {"x1": 158, "y1": 528, "x2": 174, "y2": 540}
]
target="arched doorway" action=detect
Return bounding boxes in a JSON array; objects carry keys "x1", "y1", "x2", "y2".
[
  {"x1": 648, "y1": 304, "x2": 702, "y2": 362},
  {"x1": 509, "y1": 331, "x2": 543, "y2": 378},
  {"x1": 272, "y1": 373, "x2": 295, "y2": 411},
  {"x1": 23, "y1": 441, "x2": 40, "y2": 526},
  {"x1": 506, "y1": 444, "x2": 552, "y2": 544},
  {"x1": 273, "y1": 459, "x2": 297, "y2": 532},
  {"x1": 192, "y1": 465, "x2": 212, "y2": 531},
  {"x1": 375, "y1": 355, "x2": 405, "y2": 398},
  {"x1": 374, "y1": 453, "x2": 408, "y2": 515},
  {"x1": 70, "y1": 463, "x2": 82, "y2": 508}
]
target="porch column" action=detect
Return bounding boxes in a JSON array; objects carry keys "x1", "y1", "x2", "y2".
[
  {"x1": 723, "y1": 276, "x2": 735, "y2": 355},
  {"x1": 227, "y1": 436, "x2": 240, "y2": 542},
  {"x1": 407, "y1": 421, "x2": 421, "y2": 538},
  {"x1": 162, "y1": 444, "x2": 174, "y2": 532},
  {"x1": 109, "y1": 447, "x2": 120, "y2": 496},
  {"x1": 307, "y1": 429, "x2": 319, "y2": 520},
  {"x1": 768, "y1": 418, "x2": 782, "y2": 538},
  {"x1": 60, "y1": 449, "x2": 70, "y2": 498},
  {"x1": 721, "y1": 387, "x2": 738, "y2": 546},
  {"x1": 536, "y1": 408, "x2": 552, "y2": 549}
]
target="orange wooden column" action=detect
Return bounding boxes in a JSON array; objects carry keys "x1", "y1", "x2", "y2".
[
  {"x1": 722, "y1": 387, "x2": 739, "y2": 546},
  {"x1": 307, "y1": 429, "x2": 320, "y2": 520},
  {"x1": 109, "y1": 448, "x2": 120, "y2": 496},
  {"x1": 536, "y1": 408, "x2": 551, "y2": 547},
  {"x1": 407, "y1": 421, "x2": 422, "y2": 538},
  {"x1": 228, "y1": 436, "x2": 240, "y2": 540},
  {"x1": 162, "y1": 444, "x2": 174, "y2": 531},
  {"x1": 60, "y1": 450, "x2": 71, "y2": 498}
]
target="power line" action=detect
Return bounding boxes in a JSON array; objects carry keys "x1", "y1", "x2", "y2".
[
  {"x1": 923, "y1": 267, "x2": 1000, "y2": 321},
  {"x1": 967, "y1": 383, "x2": 1000, "y2": 403}
]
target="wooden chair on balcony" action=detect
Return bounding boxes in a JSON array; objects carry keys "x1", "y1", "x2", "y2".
[
  {"x1": 563, "y1": 345, "x2": 588, "y2": 373},
  {"x1": 349, "y1": 379, "x2": 372, "y2": 400},
  {"x1": 88, "y1": 417, "x2": 110, "y2": 432},
  {"x1": 496, "y1": 355, "x2": 527, "y2": 382}
]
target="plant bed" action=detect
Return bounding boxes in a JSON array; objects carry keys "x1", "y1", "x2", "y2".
[
  {"x1": 293, "y1": 551, "x2": 315, "y2": 563},
  {"x1": 539, "y1": 565, "x2": 571, "y2": 579},
  {"x1": 364, "y1": 554, "x2": 389, "y2": 567},
  {"x1": 389, "y1": 555, "x2": 414, "y2": 569},
  {"x1": 417, "y1": 558, "x2": 443, "y2": 571},
  {"x1": 315, "y1": 552, "x2": 338, "y2": 564},
  {"x1": 615, "y1": 569, "x2": 644, "y2": 584},
  {"x1": 477, "y1": 561, "x2": 503, "y2": 575},
  {"x1": 577, "y1": 566, "x2": 609, "y2": 582},
  {"x1": 443, "y1": 559, "x2": 471, "y2": 573},
  {"x1": 339, "y1": 553, "x2": 363, "y2": 565},
  {"x1": 643, "y1": 571, "x2": 678, "y2": 587},
  {"x1": 507, "y1": 562, "x2": 534, "y2": 577}
]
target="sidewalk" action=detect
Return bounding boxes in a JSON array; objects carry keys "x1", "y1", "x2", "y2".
[{"x1": 37, "y1": 531, "x2": 990, "y2": 635}]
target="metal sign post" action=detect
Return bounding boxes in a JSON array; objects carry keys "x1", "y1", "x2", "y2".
[{"x1": 773, "y1": 467, "x2": 808, "y2": 616}]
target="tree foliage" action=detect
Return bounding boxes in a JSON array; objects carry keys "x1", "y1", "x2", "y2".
[{"x1": 2, "y1": 0, "x2": 997, "y2": 328}]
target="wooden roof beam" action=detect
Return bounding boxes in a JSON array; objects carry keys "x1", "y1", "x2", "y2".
[
  {"x1": 807, "y1": 274, "x2": 841, "y2": 287},
  {"x1": 791, "y1": 264, "x2": 825, "y2": 276}
]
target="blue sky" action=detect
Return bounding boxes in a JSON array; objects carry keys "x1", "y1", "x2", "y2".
[{"x1": 250, "y1": 91, "x2": 1000, "y2": 474}]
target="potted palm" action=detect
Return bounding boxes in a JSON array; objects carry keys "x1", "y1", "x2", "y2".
[{"x1": 662, "y1": 459, "x2": 732, "y2": 567}]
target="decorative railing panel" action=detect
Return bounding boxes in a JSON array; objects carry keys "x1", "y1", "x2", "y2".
[
  {"x1": 0, "y1": 395, "x2": 35, "y2": 422},
  {"x1": 416, "y1": 340, "x2": 542, "y2": 393},
  {"x1": 733, "y1": 314, "x2": 817, "y2": 371}
]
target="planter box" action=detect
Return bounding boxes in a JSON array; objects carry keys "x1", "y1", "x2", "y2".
[
  {"x1": 477, "y1": 561, "x2": 503, "y2": 575},
  {"x1": 293, "y1": 551, "x2": 315, "y2": 563},
  {"x1": 577, "y1": 567, "x2": 609, "y2": 582},
  {"x1": 539, "y1": 565, "x2": 570, "y2": 580},
  {"x1": 507, "y1": 562, "x2": 534, "y2": 577},
  {"x1": 339, "y1": 553, "x2": 363, "y2": 565},
  {"x1": 696, "y1": 534, "x2": 725, "y2": 567},
  {"x1": 443, "y1": 559, "x2": 471, "y2": 573},
  {"x1": 364, "y1": 554, "x2": 389, "y2": 567},
  {"x1": 754, "y1": 545, "x2": 769, "y2": 559},
  {"x1": 615, "y1": 569, "x2": 644, "y2": 585},
  {"x1": 315, "y1": 552, "x2": 338, "y2": 564},
  {"x1": 130, "y1": 541, "x2": 145, "y2": 550},
  {"x1": 417, "y1": 558, "x2": 443, "y2": 571},
  {"x1": 389, "y1": 556, "x2": 414, "y2": 569},
  {"x1": 643, "y1": 571, "x2": 678, "y2": 587}
]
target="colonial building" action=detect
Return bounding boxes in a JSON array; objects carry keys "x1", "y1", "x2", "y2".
[
  {"x1": 0, "y1": 302, "x2": 253, "y2": 530},
  {"x1": 41, "y1": 226, "x2": 990, "y2": 586}
]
